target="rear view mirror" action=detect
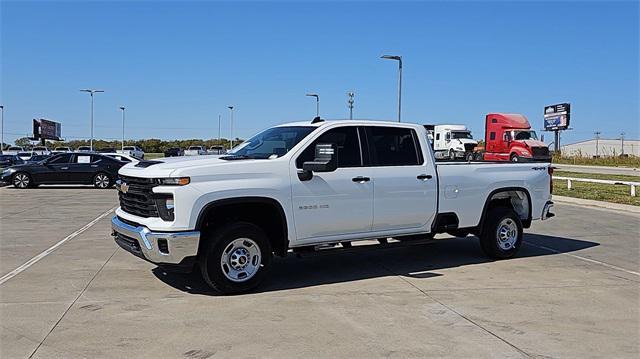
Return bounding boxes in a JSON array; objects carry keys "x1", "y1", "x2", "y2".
[
  {"x1": 303, "y1": 143, "x2": 338, "y2": 173},
  {"x1": 298, "y1": 143, "x2": 338, "y2": 181}
]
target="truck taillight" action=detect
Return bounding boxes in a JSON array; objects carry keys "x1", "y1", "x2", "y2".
[{"x1": 548, "y1": 166, "x2": 554, "y2": 194}]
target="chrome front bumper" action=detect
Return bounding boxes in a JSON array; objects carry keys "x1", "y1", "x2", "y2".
[{"x1": 111, "y1": 216, "x2": 200, "y2": 265}]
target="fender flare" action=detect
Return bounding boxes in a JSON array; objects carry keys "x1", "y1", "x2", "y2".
[{"x1": 476, "y1": 187, "x2": 532, "y2": 230}]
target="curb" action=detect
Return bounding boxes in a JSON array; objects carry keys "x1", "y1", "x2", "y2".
[{"x1": 552, "y1": 195, "x2": 640, "y2": 214}]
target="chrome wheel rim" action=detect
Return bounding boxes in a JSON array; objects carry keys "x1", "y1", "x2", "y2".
[
  {"x1": 496, "y1": 218, "x2": 518, "y2": 250},
  {"x1": 14, "y1": 173, "x2": 29, "y2": 188},
  {"x1": 220, "y1": 238, "x2": 261, "y2": 282},
  {"x1": 95, "y1": 174, "x2": 109, "y2": 188}
]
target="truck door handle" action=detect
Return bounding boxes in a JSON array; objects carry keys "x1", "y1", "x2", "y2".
[
  {"x1": 352, "y1": 176, "x2": 370, "y2": 183},
  {"x1": 417, "y1": 174, "x2": 432, "y2": 180}
]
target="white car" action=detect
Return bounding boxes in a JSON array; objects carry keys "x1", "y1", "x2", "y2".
[
  {"x1": 207, "y1": 145, "x2": 227, "y2": 155},
  {"x1": 53, "y1": 146, "x2": 73, "y2": 154},
  {"x1": 32, "y1": 146, "x2": 51, "y2": 155},
  {"x1": 103, "y1": 153, "x2": 140, "y2": 164},
  {"x1": 77, "y1": 146, "x2": 92, "y2": 152},
  {"x1": 4, "y1": 146, "x2": 24, "y2": 155},
  {"x1": 118, "y1": 146, "x2": 145, "y2": 159},
  {"x1": 184, "y1": 146, "x2": 207, "y2": 156},
  {"x1": 112, "y1": 119, "x2": 555, "y2": 294},
  {"x1": 17, "y1": 151, "x2": 35, "y2": 161}
]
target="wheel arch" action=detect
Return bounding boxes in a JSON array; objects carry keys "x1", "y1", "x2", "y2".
[
  {"x1": 477, "y1": 187, "x2": 532, "y2": 231},
  {"x1": 195, "y1": 196, "x2": 289, "y2": 257}
]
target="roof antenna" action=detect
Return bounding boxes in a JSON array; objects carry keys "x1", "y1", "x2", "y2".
[{"x1": 311, "y1": 116, "x2": 324, "y2": 124}]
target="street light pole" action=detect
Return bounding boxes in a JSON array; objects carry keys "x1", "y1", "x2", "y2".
[
  {"x1": 80, "y1": 89, "x2": 104, "y2": 151},
  {"x1": 119, "y1": 106, "x2": 126, "y2": 151},
  {"x1": 228, "y1": 106, "x2": 234, "y2": 149},
  {"x1": 218, "y1": 115, "x2": 222, "y2": 146},
  {"x1": 347, "y1": 92, "x2": 354, "y2": 120},
  {"x1": 0, "y1": 105, "x2": 4, "y2": 153},
  {"x1": 621, "y1": 132, "x2": 626, "y2": 156},
  {"x1": 381, "y1": 55, "x2": 402, "y2": 122},
  {"x1": 306, "y1": 93, "x2": 319, "y2": 117}
]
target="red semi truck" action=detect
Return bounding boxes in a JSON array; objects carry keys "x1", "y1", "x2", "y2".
[{"x1": 477, "y1": 113, "x2": 551, "y2": 162}]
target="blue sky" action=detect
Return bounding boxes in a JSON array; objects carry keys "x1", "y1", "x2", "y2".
[{"x1": 1, "y1": 1, "x2": 638, "y2": 146}]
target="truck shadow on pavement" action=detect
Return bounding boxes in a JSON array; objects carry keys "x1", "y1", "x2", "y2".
[{"x1": 152, "y1": 233, "x2": 599, "y2": 296}]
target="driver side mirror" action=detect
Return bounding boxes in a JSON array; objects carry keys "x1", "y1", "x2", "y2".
[{"x1": 298, "y1": 143, "x2": 338, "y2": 181}]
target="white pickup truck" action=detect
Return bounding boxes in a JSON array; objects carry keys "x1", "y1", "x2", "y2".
[{"x1": 112, "y1": 120, "x2": 554, "y2": 294}]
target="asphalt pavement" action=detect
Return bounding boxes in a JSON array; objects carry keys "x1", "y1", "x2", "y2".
[{"x1": 1, "y1": 186, "x2": 638, "y2": 358}]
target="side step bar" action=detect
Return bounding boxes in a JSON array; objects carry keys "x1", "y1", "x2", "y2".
[{"x1": 292, "y1": 236, "x2": 438, "y2": 258}]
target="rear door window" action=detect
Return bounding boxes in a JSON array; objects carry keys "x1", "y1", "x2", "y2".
[{"x1": 364, "y1": 126, "x2": 422, "y2": 166}]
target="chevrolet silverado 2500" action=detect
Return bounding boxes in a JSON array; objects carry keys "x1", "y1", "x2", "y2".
[{"x1": 111, "y1": 119, "x2": 555, "y2": 294}]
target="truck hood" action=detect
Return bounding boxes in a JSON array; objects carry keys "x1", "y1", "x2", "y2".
[
  {"x1": 118, "y1": 155, "x2": 265, "y2": 178},
  {"x1": 518, "y1": 139, "x2": 547, "y2": 148}
]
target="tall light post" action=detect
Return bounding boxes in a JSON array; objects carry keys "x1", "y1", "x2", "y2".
[
  {"x1": 306, "y1": 93, "x2": 319, "y2": 117},
  {"x1": 80, "y1": 89, "x2": 104, "y2": 150},
  {"x1": 347, "y1": 92, "x2": 354, "y2": 120},
  {"x1": 381, "y1": 55, "x2": 402, "y2": 122},
  {"x1": 119, "y1": 106, "x2": 126, "y2": 151},
  {"x1": 0, "y1": 105, "x2": 4, "y2": 153},
  {"x1": 620, "y1": 132, "x2": 626, "y2": 156},
  {"x1": 218, "y1": 114, "x2": 222, "y2": 145},
  {"x1": 227, "y1": 106, "x2": 234, "y2": 150}
]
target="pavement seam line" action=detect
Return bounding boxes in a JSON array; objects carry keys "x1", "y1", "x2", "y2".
[
  {"x1": 0, "y1": 206, "x2": 116, "y2": 286},
  {"x1": 376, "y1": 261, "x2": 531, "y2": 358},
  {"x1": 524, "y1": 241, "x2": 640, "y2": 277},
  {"x1": 27, "y1": 248, "x2": 118, "y2": 358}
]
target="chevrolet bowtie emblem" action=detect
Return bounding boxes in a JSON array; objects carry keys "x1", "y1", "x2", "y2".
[{"x1": 119, "y1": 182, "x2": 129, "y2": 194}]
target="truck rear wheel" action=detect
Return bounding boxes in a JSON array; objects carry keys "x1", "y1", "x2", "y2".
[
  {"x1": 479, "y1": 207, "x2": 522, "y2": 259},
  {"x1": 199, "y1": 222, "x2": 273, "y2": 294},
  {"x1": 510, "y1": 154, "x2": 519, "y2": 162}
]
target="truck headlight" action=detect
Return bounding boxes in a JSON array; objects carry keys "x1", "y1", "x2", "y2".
[
  {"x1": 155, "y1": 195, "x2": 175, "y2": 221},
  {"x1": 521, "y1": 150, "x2": 531, "y2": 156},
  {"x1": 156, "y1": 177, "x2": 190, "y2": 185}
]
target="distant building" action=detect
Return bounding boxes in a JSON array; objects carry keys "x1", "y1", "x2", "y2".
[{"x1": 561, "y1": 138, "x2": 640, "y2": 157}]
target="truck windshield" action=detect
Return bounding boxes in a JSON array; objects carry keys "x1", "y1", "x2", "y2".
[
  {"x1": 229, "y1": 126, "x2": 316, "y2": 159},
  {"x1": 451, "y1": 131, "x2": 473, "y2": 139},
  {"x1": 513, "y1": 130, "x2": 538, "y2": 140}
]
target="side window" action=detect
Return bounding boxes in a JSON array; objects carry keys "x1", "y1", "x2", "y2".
[
  {"x1": 366, "y1": 126, "x2": 421, "y2": 166},
  {"x1": 49, "y1": 154, "x2": 73, "y2": 164},
  {"x1": 296, "y1": 126, "x2": 361, "y2": 169},
  {"x1": 435, "y1": 133, "x2": 440, "y2": 141},
  {"x1": 489, "y1": 132, "x2": 496, "y2": 141},
  {"x1": 90, "y1": 155, "x2": 103, "y2": 163}
]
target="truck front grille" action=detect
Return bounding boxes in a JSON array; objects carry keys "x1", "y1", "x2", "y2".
[
  {"x1": 532, "y1": 147, "x2": 550, "y2": 158},
  {"x1": 118, "y1": 175, "x2": 159, "y2": 218}
]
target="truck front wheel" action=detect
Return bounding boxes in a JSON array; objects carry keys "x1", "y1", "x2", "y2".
[
  {"x1": 510, "y1": 154, "x2": 519, "y2": 162},
  {"x1": 199, "y1": 222, "x2": 273, "y2": 294},
  {"x1": 479, "y1": 207, "x2": 523, "y2": 259}
]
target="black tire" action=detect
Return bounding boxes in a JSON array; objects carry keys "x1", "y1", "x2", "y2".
[
  {"x1": 199, "y1": 222, "x2": 272, "y2": 294},
  {"x1": 449, "y1": 149, "x2": 456, "y2": 161},
  {"x1": 465, "y1": 152, "x2": 473, "y2": 161},
  {"x1": 474, "y1": 152, "x2": 483, "y2": 161},
  {"x1": 479, "y1": 207, "x2": 523, "y2": 259},
  {"x1": 510, "y1": 154, "x2": 519, "y2": 162},
  {"x1": 93, "y1": 172, "x2": 112, "y2": 189},
  {"x1": 13, "y1": 172, "x2": 32, "y2": 189}
]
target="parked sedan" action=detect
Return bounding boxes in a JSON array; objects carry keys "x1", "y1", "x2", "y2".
[
  {"x1": 0, "y1": 155, "x2": 25, "y2": 168},
  {"x1": 119, "y1": 146, "x2": 145, "y2": 159},
  {"x1": 53, "y1": 146, "x2": 73, "y2": 153},
  {"x1": 32, "y1": 146, "x2": 51, "y2": 155},
  {"x1": 184, "y1": 146, "x2": 206, "y2": 156},
  {"x1": 17, "y1": 152, "x2": 35, "y2": 161},
  {"x1": 1, "y1": 153, "x2": 125, "y2": 189},
  {"x1": 4, "y1": 146, "x2": 24, "y2": 155},
  {"x1": 77, "y1": 146, "x2": 92, "y2": 152}
]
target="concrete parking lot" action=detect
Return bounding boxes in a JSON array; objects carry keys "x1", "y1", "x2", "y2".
[{"x1": 1, "y1": 186, "x2": 638, "y2": 358}]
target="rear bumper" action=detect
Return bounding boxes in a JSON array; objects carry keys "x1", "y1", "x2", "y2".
[{"x1": 111, "y1": 216, "x2": 200, "y2": 268}]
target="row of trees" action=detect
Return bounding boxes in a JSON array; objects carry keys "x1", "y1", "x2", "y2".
[{"x1": 9, "y1": 137, "x2": 244, "y2": 153}]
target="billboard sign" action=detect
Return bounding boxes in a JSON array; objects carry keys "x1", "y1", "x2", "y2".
[
  {"x1": 544, "y1": 103, "x2": 570, "y2": 130},
  {"x1": 32, "y1": 119, "x2": 62, "y2": 140}
]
